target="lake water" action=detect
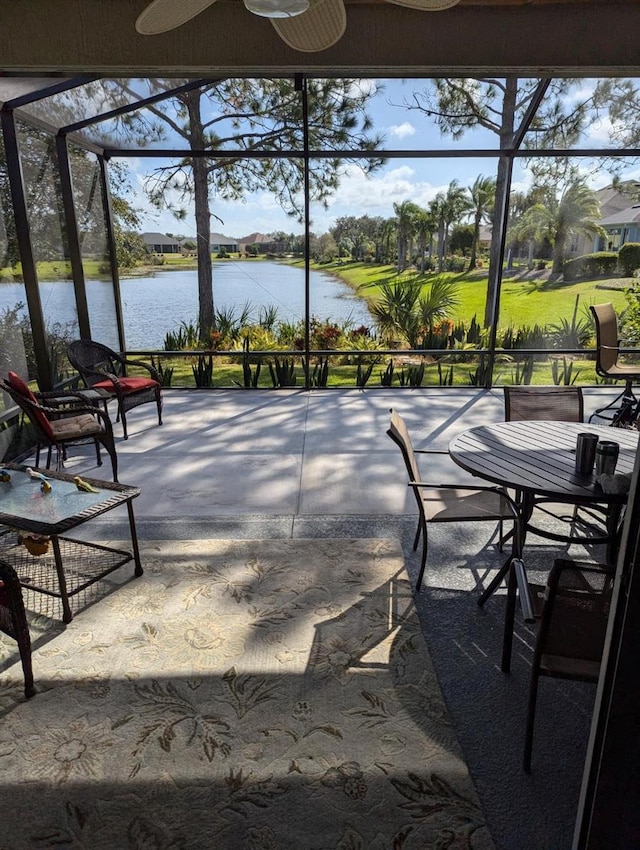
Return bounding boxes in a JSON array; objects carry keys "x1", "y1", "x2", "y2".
[{"x1": 0, "y1": 260, "x2": 373, "y2": 350}]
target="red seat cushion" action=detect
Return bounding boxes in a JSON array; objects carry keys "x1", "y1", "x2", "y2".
[
  {"x1": 93, "y1": 377, "x2": 159, "y2": 395},
  {"x1": 7, "y1": 371, "x2": 54, "y2": 440}
]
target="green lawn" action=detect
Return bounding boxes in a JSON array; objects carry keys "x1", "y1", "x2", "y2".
[{"x1": 312, "y1": 260, "x2": 631, "y2": 331}]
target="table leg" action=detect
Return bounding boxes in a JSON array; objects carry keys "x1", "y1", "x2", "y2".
[
  {"x1": 51, "y1": 536, "x2": 73, "y2": 624},
  {"x1": 127, "y1": 501, "x2": 144, "y2": 577},
  {"x1": 477, "y1": 494, "x2": 526, "y2": 607}
]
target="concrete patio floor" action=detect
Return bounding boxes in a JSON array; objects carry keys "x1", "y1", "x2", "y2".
[{"x1": 49, "y1": 384, "x2": 623, "y2": 540}]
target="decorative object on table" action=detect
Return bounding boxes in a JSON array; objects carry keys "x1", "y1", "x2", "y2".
[
  {"x1": 596, "y1": 472, "x2": 632, "y2": 495},
  {"x1": 73, "y1": 475, "x2": 100, "y2": 493},
  {"x1": 17, "y1": 532, "x2": 51, "y2": 556},
  {"x1": 40, "y1": 480, "x2": 51, "y2": 494},
  {"x1": 0, "y1": 469, "x2": 11, "y2": 482},
  {"x1": 26, "y1": 467, "x2": 50, "y2": 482},
  {"x1": 595, "y1": 440, "x2": 619, "y2": 476},
  {"x1": 575, "y1": 432, "x2": 598, "y2": 475}
]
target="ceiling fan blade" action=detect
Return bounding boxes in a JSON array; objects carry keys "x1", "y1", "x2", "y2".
[
  {"x1": 271, "y1": 0, "x2": 346, "y2": 52},
  {"x1": 384, "y1": 0, "x2": 461, "y2": 9},
  {"x1": 136, "y1": 0, "x2": 220, "y2": 34}
]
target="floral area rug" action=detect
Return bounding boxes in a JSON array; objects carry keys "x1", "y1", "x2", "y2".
[{"x1": 0, "y1": 538, "x2": 494, "y2": 850}]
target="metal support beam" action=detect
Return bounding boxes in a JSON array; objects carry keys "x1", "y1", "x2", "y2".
[
  {"x1": 0, "y1": 107, "x2": 51, "y2": 389},
  {"x1": 299, "y1": 73, "x2": 311, "y2": 390},
  {"x1": 55, "y1": 133, "x2": 91, "y2": 340},
  {"x1": 99, "y1": 157, "x2": 126, "y2": 352}
]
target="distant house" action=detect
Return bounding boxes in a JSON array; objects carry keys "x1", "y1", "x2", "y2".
[
  {"x1": 209, "y1": 232, "x2": 239, "y2": 253},
  {"x1": 141, "y1": 232, "x2": 183, "y2": 254},
  {"x1": 572, "y1": 182, "x2": 640, "y2": 256},
  {"x1": 238, "y1": 232, "x2": 281, "y2": 253},
  {"x1": 596, "y1": 205, "x2": 640, "y2": 252}
]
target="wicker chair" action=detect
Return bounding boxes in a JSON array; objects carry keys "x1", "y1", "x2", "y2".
[
  {"x1": 68, "y1": 340, "x2": 163, "y2": 440},
  {"x1": 502, "y1": 557, "x2": 613, "y2": 772},
  {"x1": 387, "y1": 408, "x2": 521, "y2": 592},
  {"x1": 0, "y1": 559, "x2": 35, "y2": 698},
  {"x1": 589, "y1": 302, "x2": 640, "y2": 423},
  {"x1": 3, "y1": 372, "x2": 118, "y2": 481}
]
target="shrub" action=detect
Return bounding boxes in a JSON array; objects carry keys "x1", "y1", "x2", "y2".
[
  {"x1": 563, "y1": 252, "x2": 618, "y2": 281},
  {"x1": 618, "y1": 242, "x2": 640, "y2": 277}
]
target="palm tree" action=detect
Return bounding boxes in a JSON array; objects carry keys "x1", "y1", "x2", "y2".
[
  {"x1": 510, "y1": 203, "x2": 555, "y2": 270},
  {"x1": 520, "y1": 180, "x2": 605, "y2": 275},
  {"x1": 414, "y1": 207, "x2": 438, "y2": 272},
  {"x1": 393, "y1": 200, "x2": 421, "y2": 273},
  {"x1": 467, "y1": 175, "x2": 496, "y2": 272},
  {"x1": 431, "y1": 181, "x2": 472, "y2": 271},
  {"x1": 551, "y1": 181, "x2": 605, "y2": 274},
  {"x1": 367, "y1": 275, "x2": 459, "y2": 349},
  {"x1": 417, "y1": 277, "x2": 460, "y2": 338}
]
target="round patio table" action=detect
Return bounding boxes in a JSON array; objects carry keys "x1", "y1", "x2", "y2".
[{"x1": 449, "y1": 420, "x2": 639, "y2": 603}]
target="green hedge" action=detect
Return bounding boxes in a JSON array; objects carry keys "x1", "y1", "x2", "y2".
[
  {"x1": 563, "y1": 252, "x2": 619, "y2": 281},
  {"x1": 618, "y1": 242, "x2": 640, "y2": 277}
]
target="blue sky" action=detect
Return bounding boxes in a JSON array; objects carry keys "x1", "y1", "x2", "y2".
[{"x1": 131, "y1": 77, "x2": 639, "y2": 240}]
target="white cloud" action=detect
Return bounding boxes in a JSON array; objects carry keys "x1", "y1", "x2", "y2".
[{"x1": 389, "y1": 122, "x2": 416, "y2": 140}]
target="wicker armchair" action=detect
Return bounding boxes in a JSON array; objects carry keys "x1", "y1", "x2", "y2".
[
  {"x1": 0, "y1": 559, "x2": 35, "y2": 698},
  {"x1": 3, "y1": 372, "x2": 118, "y2": 480},
  {"x1": 68, "y1": 340, "x2": 163, "y2": 440}
]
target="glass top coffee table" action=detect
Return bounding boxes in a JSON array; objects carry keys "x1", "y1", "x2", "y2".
[{"x1": 0, "y1": 464, "x2": 142, "y2": 622}]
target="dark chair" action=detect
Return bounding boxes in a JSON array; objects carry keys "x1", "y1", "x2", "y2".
[
  {"x1": 502, "y1": 557, "x2": 613, "y2": 772},
  {"x1": 387, "y1": 408, "x2": 521, "y2": 592},
  {"x1": 504, "y1": 385, "x2": 584, "y2": 423},
  {"x1": 0, "y1": 559, "x2": 35, "y2": 698},
  {"x1": 503, "y1": 385, "x2": 591, "y2": 540},
  {"x1": 3, "y1": 372, "x2": 118, "y2": 481},
  {"x1": 589, "y1": 302, "x2": 640, "y2": 423},
  {"x1": 67, "y1": 339, "x2": 163, "y2": 440}
]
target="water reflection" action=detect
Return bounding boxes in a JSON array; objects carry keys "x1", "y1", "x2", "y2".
[{"x1": 0, "y1": 260, "x2": 372, "y2": 349}]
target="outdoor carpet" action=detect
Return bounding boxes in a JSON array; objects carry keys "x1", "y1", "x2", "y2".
[{"x1": 0, "y1": 537, "x2": 493, "y2": 849}]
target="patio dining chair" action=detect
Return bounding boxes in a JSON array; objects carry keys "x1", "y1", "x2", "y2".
[
  {"x1": 0, "y1": 559, "x2": 35, "y2": 698},
  {"x1": 502, "y1": 557, "x2": 613, "y2": 772},
  {"x1": 3, "y1": 372, "x2": 118, "y2": 481},
  {"x1": 589, "y1": 302, "x2": 640, "y2": 424},
  {"x1": 503, "y1": 385, "x2": 593, "y2": 542},
  {"x1": 504, "y1": 385, "x2": 584, "y2": 423},
  {"x1": 67, "y1": 339, "x2": 163, "y2": 440},
  {"x1": 387, "y1": 408, "x2": 521, "y2": 593}
]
